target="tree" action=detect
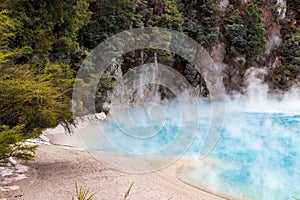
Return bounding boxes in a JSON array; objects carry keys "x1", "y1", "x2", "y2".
[
  {"x1": 223, "y1": 3, "x2": 247, "y2": 55},
  {"x1": 279, "y1": 27, "x2": 300, "y2": 63},
  {"x1": 177, "y1": 0, "x2": 222, "y2": 45},
  {"x1": 78, "y1": 0, "x2": 184, "y2": 109},
  {"x1": 79, "y1": 0, "x2": 139, "y2": 49},
  {"x1": 177, "y1": 0, "x2": 205, "y2": 44},
  {"x1": 245, "y1": 3, "x2": 267, "y2": 59},
  {"x1": 79, "y1": 0, "x2": 183, "y2": 49},
  {"x1": 199, "y1": 0, "x2": 222, "y2": 44},
  {"x1": 0, "y1": 10, "x2": 35, "y2": 163},
  {"x1": 277, "y1": 22, "x2": 300, "y2": 77},
  {"x1": 141, "y1": 0, "x2": 183, "y2": 30},
  {"x1": 0, "y1": 8, "x2": 76, "y2": 163},
  {"x1": 121, "y1": 0, "x2": 184, "y2": 70},
  {"x1": 0, "y1": 8, "x2": 74, "y2": 132},
  {"x1": 4, "y1": 0, "x2": 91, "y2": 72},
  {"x1": 0, "y1": 9, "x2": 29, "y2": 66},
  {"x1": 0, "y1": 64, "x2": 74, "y2": 133},
  {"x1": 79, "y1": 0, "x2": 184, "y2": 75}
]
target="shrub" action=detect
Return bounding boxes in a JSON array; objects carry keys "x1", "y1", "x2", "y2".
[{"x1": 0, "y1": 125, "x2": 37, "y2": 163}]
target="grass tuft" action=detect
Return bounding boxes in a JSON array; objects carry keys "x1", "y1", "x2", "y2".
[
  {"x1": 72, "y1": 182, "x2": 95, "y2": 200},
  {"x1": 124, "y1": 182, "x2": 134, "y2": 199}
]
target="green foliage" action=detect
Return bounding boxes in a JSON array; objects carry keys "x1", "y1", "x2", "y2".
[
  {"x1": 0, "y1": 7, "x2": 74, "y2": 134},
  {"x1": 97, "y1": 74, "x2": 116, "y2": 98},
  {"x1": 223, "y1": 4, "x2": 248, "y2": 55},
  {"x1": 80, "y1": 0, "x2": 183, "y2": 49},
  {"x1": 4, "y1": 0, "x2": 91, "y2": 69},
  {"x1": 199, "y1": 0, "x2": 222, "y2": 44},
  {"x1": 0, "y1": 9, "x2": 39, "y2": 164},
  {"x1": 0, "y1": 125, "x2": 37, "y2": 163},
  {"x1": 245, "y1": 3, "x2": 267, "y2": 58},
  {"x1": 141, "y1": 0, "x2": 183, "y2": 30},
  {"x1": 280, "y1": 34, "x2": 300, "y2": 61},
  {"x1": 79, "y1": 0, "x2": 183, "y2": 66},
  {"x1": 223, "y1": 2, "x2": 267, "y2": 58},
  {"x1": 178, "y1": 0, "x2": 222, "y2": 45},
  {"x1": 79, "y1": 0, "x2": 184, "y2": 92},
  {"x1": 178, "y1": 0, "x2": 205, "y2": 44},
  {"x1": 0, "y1": 9, "x2": 31, "y2": 66},
  {"x1": 278, "y1": 23, "x2": 300, "y2": 76},
  {"x1": 226, "y1": 24, "x2": 247, "y2": 55},
  {"x1": 0, "y1": 65, "x2": 74, "y2": 132},
  {"x1": 279, "y1": 25, "x2": 300, "y2": 63},
  {"x1": 0, "y1": 1, "x2": 109, "y2": 164},
  {"x1": 72, "y1": 182, "x2": 95, "y2": 200},
  {"x1": 0, "y1": 9, "x2": 14, "y2": 48},
  {"x1": 274, "y1": 64, "x2": 300, "y2": 76},
  {"x1": 79, "y1": 0, "x2": 139, "y2": 49}
]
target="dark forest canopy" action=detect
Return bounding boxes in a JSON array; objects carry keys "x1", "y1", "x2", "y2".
[{"x1": 0, "y1": 0, "x2": 299, "y2": 162}]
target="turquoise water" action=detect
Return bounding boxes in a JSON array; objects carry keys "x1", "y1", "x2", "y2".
[
  {"x1": 182, "y1": 112, "x2": 300, "y2": 200},
  {"x1": 78, "y1": 100, "x2": 300, "y2": 200}
]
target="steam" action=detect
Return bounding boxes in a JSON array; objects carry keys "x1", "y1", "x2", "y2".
[
  {"x1": 219, "y1": 0, "x2": 229, "y2": 10},
  {"x1": 74, "y1": 64, "x2": 300, "y2": 198},
  {"x1": 229, "y1": 67, "x2": 300, "y2": 114},
  {"x1": 277, "y1": 0, "x2": 287, "y2": 19},
  {"x1": 245, "y1": 68, "x2": 269, "y2": 106},
  {"x1": 266, "y1": 34, "x2": 282, "y2": 55},
  {"x1": 178, "y1": 68, "x2": 300, "y2": 200}
]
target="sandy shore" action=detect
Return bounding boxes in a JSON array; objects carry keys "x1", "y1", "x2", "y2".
[{"x1": 1, "y1": 144, "x2": 227, "y2": 200}]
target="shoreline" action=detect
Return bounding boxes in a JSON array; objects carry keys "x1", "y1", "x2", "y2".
[{"x1": 1, "y1": 144, "x2": 226, "y2": 200}]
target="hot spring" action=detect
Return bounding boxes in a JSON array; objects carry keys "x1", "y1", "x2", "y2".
[{"x1": 76, "y1": 85, "x2": 300, "y2": 200}]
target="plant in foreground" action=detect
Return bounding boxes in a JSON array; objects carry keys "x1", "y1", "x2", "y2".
[
  {"x1": 71, "y1": 182, "x2": 134, "y2": 200},
  {"x1": 124, "y1": 182, "x2": 134, "y2": 199},
  {"x1": 72, "y1": 182, "x2": 95, "y2": 200}
]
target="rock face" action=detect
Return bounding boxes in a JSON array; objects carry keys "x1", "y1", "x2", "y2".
[
  {"x1": 95, "y1": 112, "x2": 107, "y2": 121},
  {"x1": 96, "y1": 0, "x2": 299, "y2": 110},
  {"x1": 181, "y1": 1, "x2": 299, "y2": 97},
  {"x1": 219, "y1": 0, "x2": 299, "y2": 96}
]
